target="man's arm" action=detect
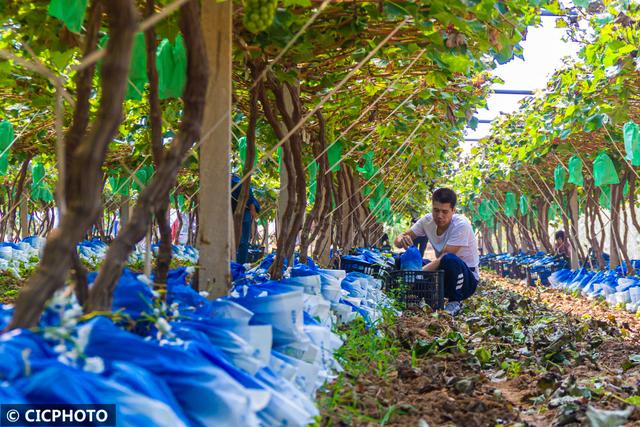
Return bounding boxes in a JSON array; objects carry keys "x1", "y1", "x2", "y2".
[
  {"x1": 441, "y1": 244, "x2": 462, "y2": 255},
  {"x1": 394, "y1": 230, "x2": 417, "y2": 249},
  {"x1": 422, "y1": 245, "x2": 463, "y2": 271}
]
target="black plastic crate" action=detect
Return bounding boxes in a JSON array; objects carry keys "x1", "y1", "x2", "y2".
[
  {"x1": 507, "y1": 261, "x2": 520, "y2": 278},
  {"x1": 388, "y1": 270, "x2": 444, "y2": 310},
  {"x1": 517, "y1": 263, "x2": 529, "y2": 280},
  {"x1": 339, "y1": 258, "x2": 390, "y2": 282},
  {"x1": 524, "y1": 266, "x2": 535, "y2": 286},
  {"x1": 247, "y1": 245, "x2": 265, "y2": 263},
  {"x1": 499, "y1": 261, "x2": 509, "y2": 277}
]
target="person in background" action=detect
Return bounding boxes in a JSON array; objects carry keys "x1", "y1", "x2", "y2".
[
  {"x1": 232, "y1": 174, "x2": 261, "y2": 264},
  {"x1": 379, "y1": 232, "x2": 391, "y2": 252},
  {"x1": 395, "y1": 188, "x2": 480, "y2": 315},
  {"x1": 171, "y1": 211, "x2": 189, "y2": 245},
  {"x1": 554, "y1": 230, "x2": 572, "y2": 261},
  {"x1": 411, "y1": 217, "x2": 429, "y2": 258}
]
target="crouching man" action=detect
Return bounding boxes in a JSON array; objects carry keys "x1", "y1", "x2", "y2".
[{"x1": 394, "y1": 188, "x2": 480, "y2": 315}]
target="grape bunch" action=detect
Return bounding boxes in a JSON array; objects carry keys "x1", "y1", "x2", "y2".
[{"x1": 243, "y1": 0, "x2": 278, "y2": 33}]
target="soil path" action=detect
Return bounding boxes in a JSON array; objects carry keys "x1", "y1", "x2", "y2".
[
  {"x1": 484, "y1": 271, "x2": 640, "y2": 340},
  {"x1": 319, "y1": 277, "x2": 640, "y2": 426}
]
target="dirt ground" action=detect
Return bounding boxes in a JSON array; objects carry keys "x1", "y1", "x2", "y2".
[
  {"x1": 320, "y1": 274, "x2": 640, "y2": 427},
  {"x1": 489, "y1": 271, "x2": 640, "y2": 340}
]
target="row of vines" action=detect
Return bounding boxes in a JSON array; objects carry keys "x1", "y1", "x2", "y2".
[{"x1": 456, "y1": 0, "x2": 640, "y2": 272}]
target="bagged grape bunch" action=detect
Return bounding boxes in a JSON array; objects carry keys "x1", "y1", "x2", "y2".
[{"x1": 243, "y1": 0, "x2": 278, "y2": 33}]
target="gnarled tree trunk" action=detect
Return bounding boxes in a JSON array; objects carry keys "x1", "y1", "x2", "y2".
[
  {"x1": 3, "y1": 156, "x2": 32, "y2": 242},
  {"x1": 9, "y1": 0, "x2": 137, "y2": 329},
  {"x1": 87, "y1": 0, "x2": 208, "y2": 311},
  {"x1": 145, "y1": 0, "x2": 172, "y2": 287},
  {"x1": 233, "y1": 61, "x2": 260, "y2": 255},
  {"x1": 261, "y1": 77, "x2": 306, "y2": 278},
  {"x1": 299, "y1": 111, "x2": 329, "y2": 264}
]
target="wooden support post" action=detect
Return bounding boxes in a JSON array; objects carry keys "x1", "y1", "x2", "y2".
[{"x1": 198, "y1": 0, "x2": 232, "y2": 298}]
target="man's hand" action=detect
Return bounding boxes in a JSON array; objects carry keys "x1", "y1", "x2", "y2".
[
  {"x1": 423, "y1": 253, "x2": 446, "y2": 271},
  {"x1": 394, "y1": 232, "x2": 414, "y2": 249}
]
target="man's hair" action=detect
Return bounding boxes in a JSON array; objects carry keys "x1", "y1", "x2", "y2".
[
  {"x1": 432, "y1": 188, "x2": 457, "y2": 208},
  {"x1": 555, "y1": 230, "x2": 566, "y2": 241}
]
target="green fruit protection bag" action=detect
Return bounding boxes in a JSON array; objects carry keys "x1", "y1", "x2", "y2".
[
  {"x1": 593, "y1": 151, "x2": 619, "y2": 187},
  {"x1": 157, "y1": 35, "x2": 187, "y2": 100},
  {"x1": 554, "y1": 163, "x2": 566, "y2": 191},
  {"x1": 504, "y1": 192, "x2": 516, "y2": 217},
  {"x1": 370, "y1": 196, "x2": 390, "y2": 219},
  {"x1": 478, "y1": 199, "x2": 492, "y2": 221},
  {"x1": 567, "y1": 155, "x2": 584, "y2": 187},
  {"x1": 133, "y1": 169, "x2": 147, "y2": 192},
  {"x1": 0, "y1": 120, "x2": 14, "y2": 176},
  {"x1": 32, "y1": 163, "x2": 46, "y2": 189},
  {"x1": 548, "y1": 202, "x2": 559, "y2": 221},
  {"x1": 170, "y1": 193, "x2": 187, "y2": 212},
  {"x1": 623, "y1": 121, "x2": 640, "y2": 167},
  {"x1": 127, "y1": 33, "x2": 148, "y2": 101},
  {"x1": 277, "y1": 146, "x2": 282, "y2": 172},
  {"x1": 99, "y1": 33, "x2": 148, "y2": 101},
  {"x1": 178, "y1": 194, "x2": 185, "y2": 212},
  {"x1": 0, "y1": 120, "x2": 14, "y2": 150},
  {"x1": 520, "y1": 195, "x2": 528, "y2": 216},
  {"x1": 238, "y1": 136, "x2": 256, "y2": 169},
  {"x1": 34, "y1": 187, "x2": 54, "y2": 203},
  {"x1": 0, "y1": 155, "x2": 7, "y2": 177},
  {"x1": 30, "y1": 162, "x2": 53, "y2": 203},
  {"x1": 599, "y1": 185, "x2": 611, "y2": 209},
  {"x1": 374, "y1": 182, "x2": 386, "y2": 202},
  {"x1": 133, "y1": 164, "x2": 155, "y2": 192},
  {"x1": 327, "y1": 141, "x2": 342, "y2": 173},
  {"x1": 624, "y1": 180, "x2": 629, "y2": 198},
  {"x1": 356, "y1": 152, "x2": 375, "y2": 180},
  {"x1": 381, "y1": 197, "x2": 391, "y2": 217},
  {"x1": 489, "y1": 199, "x2": 500, "y2": 216},
  {"x1": 48, "y1": 0, "x2": 88, "y2": 33},
  {"x1": 109, "y1": 172, "x2": 130, "y2": 198},
  {"x1": 238, "y1": 136, "x2": 247, "y2": 165},
  {"x1": 308, "y1": 160, "x2": 318, "y2": 204}
]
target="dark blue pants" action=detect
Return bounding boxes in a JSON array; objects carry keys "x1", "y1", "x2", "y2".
[
  {"x1": 236, "y1": 218, "x2": 252, "y2": 264},
  {"x1": 440, "y1": 253, "x2": 478, "y2": 302}
]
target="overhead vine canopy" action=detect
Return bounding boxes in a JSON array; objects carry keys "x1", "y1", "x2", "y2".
[
  {"x1": 0, "y1": 0, "x2": 553, "y2": 232},
  {"x1": 453, "y1": 0, "x2": 639, "y2": 268}
]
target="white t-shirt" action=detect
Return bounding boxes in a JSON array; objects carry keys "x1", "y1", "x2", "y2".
[{"x1": 410, "y1": 213, "x2": 480, "y2": 280}]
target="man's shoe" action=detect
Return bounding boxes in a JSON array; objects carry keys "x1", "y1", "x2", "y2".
[{"x1": 444, "y1": 301, "x2": 462, "y2": 316}]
